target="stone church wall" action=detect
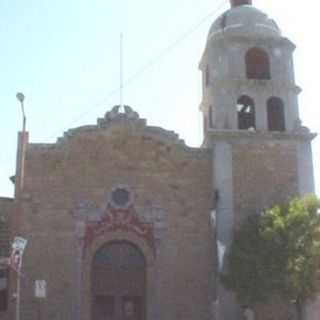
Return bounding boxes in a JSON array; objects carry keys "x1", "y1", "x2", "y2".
[
  {"x1": 17, "y1": 118, "x2": 215, "y2": 320},
  {"x1": 232, "y1": 138, "x2": 299, "y2": 225}
]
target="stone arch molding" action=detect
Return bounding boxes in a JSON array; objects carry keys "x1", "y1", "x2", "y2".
[{"x1": 72, "y1": 189, "x2": 168, "y2": 320}]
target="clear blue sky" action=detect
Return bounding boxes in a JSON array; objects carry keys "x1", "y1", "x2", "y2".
[{"x1": 1, "y1": 0, "x2": 319, "y2": 197}]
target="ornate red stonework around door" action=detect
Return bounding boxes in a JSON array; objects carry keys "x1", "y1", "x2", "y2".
[{"x1": 84, "y1": 206, "x2": 154, "y2": 251}]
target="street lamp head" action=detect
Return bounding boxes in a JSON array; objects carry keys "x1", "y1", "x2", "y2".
[{"x1": 16, "y1": 92, "x2": 25, "y2": 103}]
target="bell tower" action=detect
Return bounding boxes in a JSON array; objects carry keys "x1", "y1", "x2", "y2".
[
  {"x1": 200, "y1": 0, "x2": 300, "y2": 138},
  {"x1": 200, "y1": 1, "x2": 316, "y2": 320}
]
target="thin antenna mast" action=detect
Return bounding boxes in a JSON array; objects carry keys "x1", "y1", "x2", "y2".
[{"x1": 120, "y1": 33, "x2": 124, "y2": 111}]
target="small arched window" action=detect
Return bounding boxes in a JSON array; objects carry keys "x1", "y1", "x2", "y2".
[
  {"x1": 246, "y1": 48, "x2": 271, "y2": 80},
  {"x1": 209, "y1": 105, "x2": 213, "y2": 128},
  {"x1": 203, "y1": 115, "x2": 208, "y2": 133},
  {"x1": 205, "y1": 65, "x2": 210, "y2": 87},
  {"x1": 237, "y1": 96, "x2": 256, "y2": 130},
  {"x1": 267, "y1": 97, "x2": 285, "y2": 132}
]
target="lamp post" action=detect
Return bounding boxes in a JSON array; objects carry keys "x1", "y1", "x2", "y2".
[
  {"x1": 10, "y1": 237, "x2": 27, "y2": 320},
  {"x1": 15, "y1": 92, "x2": 26, "y2": 192},
  {"x1": 15, "y1": 93, "x2": 26, "y2": 320},
  {"x1": 16, "y1": 93, "x2": 26, "y2": 134},
  {"x1": 15, "y1": 252, "x2": 22, "y2": 320}
]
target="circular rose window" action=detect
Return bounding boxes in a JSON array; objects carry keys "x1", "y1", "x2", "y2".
[{"x1": 111, "y1": 188, "x2": 131, "y2": 207}]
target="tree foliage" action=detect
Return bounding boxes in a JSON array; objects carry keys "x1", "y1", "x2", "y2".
[{"x1": 222, "y1": 195, "x2": 320, "y2": 308}]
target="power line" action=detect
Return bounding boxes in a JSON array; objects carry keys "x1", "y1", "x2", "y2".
[{"x1": 42, "y1": 0, "x2": 228, "y2": 142}]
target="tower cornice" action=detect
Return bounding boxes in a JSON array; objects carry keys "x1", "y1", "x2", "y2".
[{"x1": 205, "y1": 130, "x2": 317, "y2": 143}]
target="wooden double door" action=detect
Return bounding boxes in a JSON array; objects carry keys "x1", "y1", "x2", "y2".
[
  {"x1": 92, "y1": 241, "x2": 146, "y2": 320},
  {"x1": 94, "y1": 295, "x2": 143, "y2": 320}
]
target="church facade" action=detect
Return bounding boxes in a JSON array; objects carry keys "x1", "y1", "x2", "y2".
[{"x1": 0, "y1": 1, "x2": 318, "y2": 320}]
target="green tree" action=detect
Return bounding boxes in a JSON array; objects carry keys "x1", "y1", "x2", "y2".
[{"x1": 222, "y1": 195, "x2": 320, "y2": 319}]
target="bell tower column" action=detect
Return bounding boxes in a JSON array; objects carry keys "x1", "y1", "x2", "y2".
[{"x1": 200, "y1": 0, "x2": 316, "y2": 320}]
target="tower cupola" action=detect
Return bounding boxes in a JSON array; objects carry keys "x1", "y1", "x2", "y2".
[{"x1": 200, "y1": 1, "x2": 300, "y2": 139}]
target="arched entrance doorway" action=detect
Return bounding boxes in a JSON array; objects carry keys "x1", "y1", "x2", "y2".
[{"x1": 91, "y1": 241, "x2": 146, "y2": 320}]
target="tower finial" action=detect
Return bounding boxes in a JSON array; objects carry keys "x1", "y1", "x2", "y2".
[{"x1": 230, "y1": 0, "x2": 252, "y2": 7}]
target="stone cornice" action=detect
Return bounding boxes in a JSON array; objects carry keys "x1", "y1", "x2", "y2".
[
  {"x1": 208, "y1": 34, "x2": 295, "y2": 50},
  {"x1": 0, "y1": 197, "x2": 14, "y2": 202},
  {"x1": 205, "y1": 129, "x2": 317, "y2": 144},
  {"x1": 203, "y1": 78, "x2": 301, "y2": 94},
  {"x1": 26, "y1": 107, "x2": 212, "y2": 157}
]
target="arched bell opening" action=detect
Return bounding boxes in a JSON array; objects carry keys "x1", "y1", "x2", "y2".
[
  {"x1": 267, "y1": 97, "x2": 286, "y2": 132},
  {"x1": 237, "y1": 95, "x2": 256, "y2": 130}
]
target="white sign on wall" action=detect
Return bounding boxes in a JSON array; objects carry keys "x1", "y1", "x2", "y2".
[
  {"x1": 12, "y1": 237, "x2": 28, "y2": 253},
  {"x1": 34, "y1": 280, "x2": 47, "y2": 298}
]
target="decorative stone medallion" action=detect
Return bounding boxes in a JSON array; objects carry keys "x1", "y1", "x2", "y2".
[{"x1": 74, "y1": 188, "x2": 155, "y2": 253}]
